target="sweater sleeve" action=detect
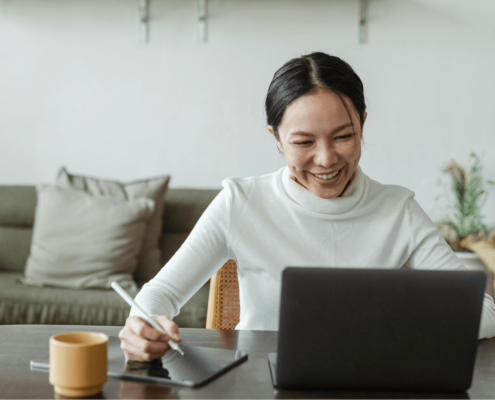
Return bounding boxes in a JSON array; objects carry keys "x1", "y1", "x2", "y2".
[
  {"x1": 405, "y1": 196, "x2": 495, "y2": 339},
  {"x1": 129, "y1": 187, "x2": 232, "y2": 320}
]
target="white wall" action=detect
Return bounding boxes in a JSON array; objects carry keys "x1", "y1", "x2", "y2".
[{"x1": 1, "y1": 0, "x2": 494, "y2": 225}]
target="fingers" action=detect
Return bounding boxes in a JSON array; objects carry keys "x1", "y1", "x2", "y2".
[
  {"x1": 129, "y1": 316, "x2": 168, "y2": 342},
  {"x1": 121, "y1": 328, "x2": 168, "y2": 361},
  {"x1": 118, "y1": 316, "x2": 176, "y2": 362},
  {"x1": 154, "y1": 316, "x2": 181, "y2": 343}
]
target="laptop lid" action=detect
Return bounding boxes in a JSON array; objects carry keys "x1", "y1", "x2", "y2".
[{"x1": 274, "y1": 267, "x2": 486, "y2": 391}]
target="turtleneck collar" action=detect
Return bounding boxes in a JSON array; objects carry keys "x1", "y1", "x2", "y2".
[{"x1": 280, "y1": 165, "x2": 366, "y2": 214}]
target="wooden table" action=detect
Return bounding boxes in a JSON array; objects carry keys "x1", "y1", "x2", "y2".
[{"x1": 1, "y1": 325, "x2": 495, "y2": 399}]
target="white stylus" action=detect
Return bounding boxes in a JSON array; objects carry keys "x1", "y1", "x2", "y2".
[{"x1": 111, "y1": 281, "x2": 185, "y2": 356}]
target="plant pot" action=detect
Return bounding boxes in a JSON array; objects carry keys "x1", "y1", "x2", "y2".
[{"x1": 454, "y1": 251, "x2": 494, "y2": 298}]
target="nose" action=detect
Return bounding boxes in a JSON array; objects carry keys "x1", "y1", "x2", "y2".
[{"x1": 314, "y1": 142, "x2": 338, "y2": 168}]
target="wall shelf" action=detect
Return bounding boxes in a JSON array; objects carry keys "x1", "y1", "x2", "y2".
[{"x1": 136, "y1": 0, "x2": 367, "y2": 45}]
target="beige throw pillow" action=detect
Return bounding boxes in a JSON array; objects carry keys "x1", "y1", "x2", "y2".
[
  {"x1": 22, "y1": 185, "x2": 154, "y2": 290},
  {"x1": 57, "y1": 168, "x2": 170, "y2": 284}
]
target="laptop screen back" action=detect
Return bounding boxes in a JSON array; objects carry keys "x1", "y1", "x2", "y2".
[{"x1": 275, "y1": 267, "x2": 486, "y2": 391}]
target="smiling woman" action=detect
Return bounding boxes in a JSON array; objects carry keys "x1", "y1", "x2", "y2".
[
  {"x1": 272, "y1": 90, "x2": 364, "y2": 199},
  {"x1": 266, "y1": 53, "x2": 367, "y2": 199},
  {"x1": 118, "y1": 52, "x2": 495, "y2": 362}
]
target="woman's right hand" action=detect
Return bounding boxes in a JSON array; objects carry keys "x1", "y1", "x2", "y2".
[{"x1": 118, "y1": 315, "x2": 181, "y2": 362}]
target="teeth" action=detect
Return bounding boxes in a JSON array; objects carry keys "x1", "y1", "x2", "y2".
[{"x1": 314, "y1": 170, "x2": 339, "y2": 180}]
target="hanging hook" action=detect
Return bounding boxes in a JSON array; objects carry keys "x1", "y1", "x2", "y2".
[
  {"x1": 138, "y1": 0, "x2": 149, "y2": 45},
  {"x1": 197, "y1": 0, "x2": 207, "y2": 43},
  {"x1": 359, "y1": 0, "x2": 369, "y2": 44}
]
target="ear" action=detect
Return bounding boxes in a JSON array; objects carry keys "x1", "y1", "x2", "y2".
[
  {"x1": 359, "y1": 112, "x2": 368, "y2": 140},
  {"x1": 268, "y1": 125, "x2": 284, "y2": 153}
]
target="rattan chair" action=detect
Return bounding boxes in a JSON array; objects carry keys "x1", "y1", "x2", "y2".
[{"x1": 206, "y1": 259, "x2": 240, "y2": 329}]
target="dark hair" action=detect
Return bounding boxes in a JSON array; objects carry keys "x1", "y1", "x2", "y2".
[{"x1": 265, "y1": 52, "x2": 366, "y2": 139}]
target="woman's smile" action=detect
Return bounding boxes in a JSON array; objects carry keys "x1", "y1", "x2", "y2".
[{"x1": 309, "y1": 167, "x2": 343, "y2": 181}]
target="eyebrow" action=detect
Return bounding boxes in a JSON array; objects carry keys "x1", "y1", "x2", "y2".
[{"x1": 289, "y1": 122, "x2": 353, "y2": 136}]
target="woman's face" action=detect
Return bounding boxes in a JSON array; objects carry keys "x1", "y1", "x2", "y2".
[{"x1": 270, "y1": 90, "x2": 366, "y2": 199}]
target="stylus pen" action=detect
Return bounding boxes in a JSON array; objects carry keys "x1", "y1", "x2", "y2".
[{"x1": 111, "y1": 281, "x2": 185, "y2": 356}]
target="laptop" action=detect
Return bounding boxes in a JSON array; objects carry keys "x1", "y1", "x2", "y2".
[{"x1": 268, "y1": 267, "x2": 486, "y2": 392}]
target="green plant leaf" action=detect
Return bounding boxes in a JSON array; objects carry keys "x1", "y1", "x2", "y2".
[{"x1": 440, "y1": 152, "x2": 492, "y2": 237}]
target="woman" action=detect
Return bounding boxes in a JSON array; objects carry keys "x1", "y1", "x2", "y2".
[{"x1": 119, "y1": 52, "x2": 495, "y2": 361}]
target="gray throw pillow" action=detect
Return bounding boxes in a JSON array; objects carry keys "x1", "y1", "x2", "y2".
[
  {"x1": 56, "y1": 168, "x2": 170, "y2": 284},
  {"x1": 22, "y1": 185, "x2": 154, "y2": 290}
]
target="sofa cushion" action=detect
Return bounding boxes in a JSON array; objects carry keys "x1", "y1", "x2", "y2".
[
  {"x1": 0, "y1": 272, "x2": 210, "y2": 327},
  {"x1": 57, "y1": 168, "x2": 170, "y2": 284},
  {"x1": 0, "y1": 186, "x2": 36, "y2": 226},
  {"x1": 1, "y1": 273, "x2": 131, "y2": 325},
  {"x1": 0, "y1": 226, "x2": 32, "y2": 272},
  {"x1": 160, "y1": 232, "x2": 190, "y2": 266},
  {"x1": 22, "y1": 185, "x2": 154, "y2": 290},
  {"x1": 163, "y1": 189, "x2": 220, "y2": 233}
]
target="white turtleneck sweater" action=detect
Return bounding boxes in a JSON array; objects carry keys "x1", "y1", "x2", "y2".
[{"x1": 132, "y1": 166, "x2": 495, "y2": 339}]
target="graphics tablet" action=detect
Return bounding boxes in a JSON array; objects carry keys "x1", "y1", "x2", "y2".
[{"x1": 31, "y1": 336, "x2": 248, "y2": 388}]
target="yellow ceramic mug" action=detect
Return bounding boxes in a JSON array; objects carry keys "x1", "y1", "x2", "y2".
[{"x1": 49, "y1": 332, "x2": 108, "y2": 397}]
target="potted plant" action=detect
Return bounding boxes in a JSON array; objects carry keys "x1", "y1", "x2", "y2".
[{"x1": 436, "y1": 153, "x2": 495, "y2": 287}]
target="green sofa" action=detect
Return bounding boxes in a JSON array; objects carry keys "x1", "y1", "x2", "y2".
[{"x1": 0, "y1": 185, "x2": 220, "y2": 328}]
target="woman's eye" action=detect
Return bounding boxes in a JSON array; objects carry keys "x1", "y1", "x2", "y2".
[
  {"x1": 294, "y1": 141, "x2": 312, "y2": 145},
  {"x1": 337, "y1": 134, "x2": 353, "y2": 140}
]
